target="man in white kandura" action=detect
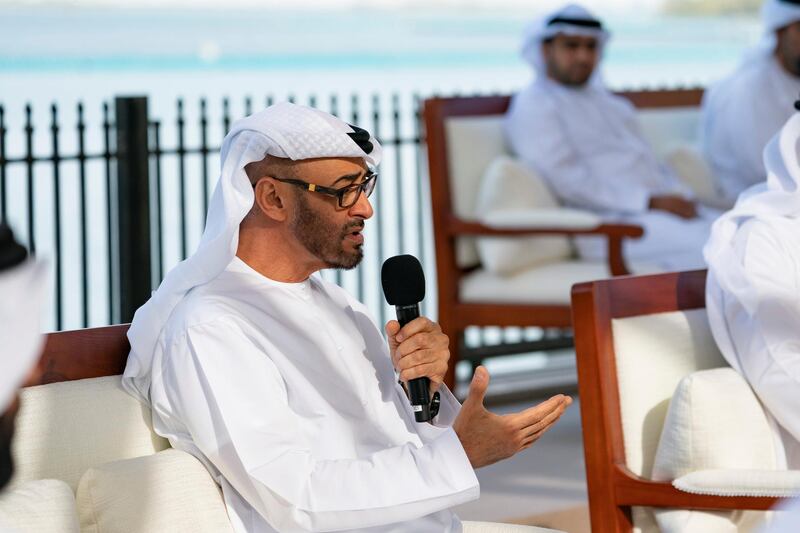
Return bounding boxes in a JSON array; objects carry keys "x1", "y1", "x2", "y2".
[
  {"x1": 0, "y1": 224, "x2": 46, "y2": 494},
  {"x1": 122, "y1": 103, "x2": 571, "y2": 533},
  {"x1": 505, "y1": 3, "x2": 717, "y2": 271},
  {"x1": 704, "y1": 108, "x2": 800, "y2": 474},
  {"x1": 701, "y1": 0, "x2": 800, "y2": 207}
]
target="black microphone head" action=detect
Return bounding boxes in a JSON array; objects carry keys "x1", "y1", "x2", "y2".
[{"x1": 381, "y1": 255, "x2": 425, "y2": 306}]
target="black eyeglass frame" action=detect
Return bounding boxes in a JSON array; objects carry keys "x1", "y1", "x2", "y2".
[{"x1": 260, "y1": 173, "x2": 378, "y2": 209}]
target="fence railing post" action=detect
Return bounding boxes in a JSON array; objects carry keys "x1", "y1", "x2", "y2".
[{"x1": 115, "y1": 96, "x2": 151, "y2": 323}]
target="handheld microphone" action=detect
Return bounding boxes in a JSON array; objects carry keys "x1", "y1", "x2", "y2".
[{"x1": 381, "y1": 254, "x2": 432, "y2": 422}]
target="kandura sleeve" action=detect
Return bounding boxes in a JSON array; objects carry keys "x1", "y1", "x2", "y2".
[
  {"x1": 726, "y1": 223, "x2": 800, "y2": 446},
  {"x1": 162, "y1": 317, "x2": 479, "y2": 533},
  {"x1": 505, "y1": 93, "x2": 650, "y2": 214}
]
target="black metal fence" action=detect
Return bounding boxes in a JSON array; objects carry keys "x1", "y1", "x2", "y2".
[
  {"x1": 0, "y1": 102, "x2": 116, "y2": 330},
  {"x1": 0, "y1": 92, "x2": 432, "y2": 332}
]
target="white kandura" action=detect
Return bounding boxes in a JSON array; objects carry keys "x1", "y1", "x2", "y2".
[
  {"x1": 506, "y1": 3, "x2": 717, "y2": 271},
  {"x1": 148, "y1": 257, "x2": 478, "y2": 532},
  {"x1": 705, "y1": 111, "x2": 800, "y2": 472},
  {"x1": 700, "y1": 0, "x2": 800, "y2": 205},
  {"x1": 122, "y1": 102, "x2": 479, "y2": 532}
]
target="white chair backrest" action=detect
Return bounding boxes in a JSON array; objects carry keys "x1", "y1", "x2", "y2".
[
  {"x1": 637, "y1": 106, "x2": 701, "y2": 157},
  {"x1": 445, "y1": 115, "x2": 510, "y2": 268},
  {"x1": 611, "y1": 308, "x2": 725, "y2": 480},
  {"x1": 11, "y1": 375, "x2": 170, "y2": 491}
]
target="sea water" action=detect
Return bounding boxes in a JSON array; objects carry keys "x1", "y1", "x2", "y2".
[{"x1": 0, "y1": 6, "x2": 761, "y2": 333}]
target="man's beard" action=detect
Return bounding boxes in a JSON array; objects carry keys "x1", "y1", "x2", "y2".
[
  {"x1": 0, "y1": 409, "x2": 15, "y2": 490},
  {"x1": 549, "y1": 62, "x2": 593, "y2": 87},
  {"x1": 291, "y1": 194, "x2": 364, "y2": 270}
]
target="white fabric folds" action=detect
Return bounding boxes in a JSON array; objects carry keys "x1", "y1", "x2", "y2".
[
  {"x1": 123, "y1": 102, "x2": 382, "y2": 404},
  {"x1": 700, "y1": 0, "x2": 800, "y2": 204},
  {"x1": 704, "y1": 113, "x2": 800, "y2": 468},
  {"x1": 0, "y1": 259, "x2": 47, "y2": 411}
]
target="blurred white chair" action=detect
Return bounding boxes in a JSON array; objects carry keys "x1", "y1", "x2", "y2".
[
  {"x1": 572, "y1": 270, "x2": 800, "y2": 533},
  {"x1": 423, "y1": 89, "x2": 707, "y2": 384}
]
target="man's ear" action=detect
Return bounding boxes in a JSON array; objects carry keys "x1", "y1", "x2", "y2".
[{"x1": 253, "y1": 178, "x2": 289, "y2": 222}]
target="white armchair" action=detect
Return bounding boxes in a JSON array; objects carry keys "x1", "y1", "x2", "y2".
[
  {"x1": 423, "y1": 90, "x2": 707, "y2": 385},
  {"x1": 572, "y1": 270, "x2": 800, "y2": 533}
]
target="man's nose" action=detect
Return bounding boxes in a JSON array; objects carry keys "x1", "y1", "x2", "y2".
[
  {"x1": 576, "y1": 46, "x2": 595, "y2": 64},
  {"x1": 349, "y1": 191, "x2": 374, "y2": 219}
]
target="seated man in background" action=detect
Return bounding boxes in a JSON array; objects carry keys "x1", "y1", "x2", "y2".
[
  {"x1": 122, "y1": 102, "x2": 571, "y2": 532},
  {"x1": 704, "y1": 107, "x2": 800, "y2": 471},
  {"x1": 505, "y1": 3, "x2": 717, "y2": 271},
  {"x1": 0, "y1": 224, "x2": 46, "y2": 491},
  {"x1": 701, "y1": 0, "x2": 800, "y2": 206}
]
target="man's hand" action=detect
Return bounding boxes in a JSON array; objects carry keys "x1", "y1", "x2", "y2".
[
  {"x1": 385, "y1": 317, "x2": 449, "y2": 397},
  {"x1": 453, "y1": 366, "x2": 571, "y2": 468},
  {"x1": 648, "y1": 195, "x2": 698, "y2": 219}
]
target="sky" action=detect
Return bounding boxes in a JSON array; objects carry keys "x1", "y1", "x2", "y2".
[{"x1": 1, "y1": 0, "x2": 664, "y2": 12}]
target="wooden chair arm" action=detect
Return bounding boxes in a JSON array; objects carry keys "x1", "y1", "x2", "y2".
[
  {"x1": 613, "y1": 464, "x2": 781, "y2": 511},
  {"x1": 448, "y1": 219, "x2": 643, "y2": 276}
]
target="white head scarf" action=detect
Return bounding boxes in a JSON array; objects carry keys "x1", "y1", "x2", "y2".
[
  {"x1": 0, "y1": 225, "x2": 47, "y2": 412},
  {"x1": 520, "y1": 3, "x2": 610, "y2": 85},
  {"x1": 123, "y1": 102, "x2": 382, "y2": 404},
  {"x1": 704, "y1": 108, "x2": 800, "y2": 362},
  {"x1": 763, "y1": 0, "x2": 800, "y2": 34},
  {"x1": 745, "y1": 0, "x2": 800, "y2": 61}
]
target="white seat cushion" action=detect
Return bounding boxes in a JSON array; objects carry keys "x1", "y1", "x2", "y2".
[
  {"x1": 611, "y1": 308, "x2": 727, "y2": 533},
  {"x1": 462, "y1": 521, "x2": 563, "y2": 532},
  {"x1": 460, "y1": 261, "x2": 660, "y2": 305},
  {"x1": 77, "y1": 448, "x2": 234, "y2": 533},
  {"x1": 664, "y1": 144, "x2": 728, "y2": 209},
  {"x1": 0, "y1": 479, "x2": 79, "y2": 533},
  {"x1": 11, "y1": 375, "x2": 170, "y2": 491},
  {"x1": 653, "y1": 368, "x2": 778, "y2": 481},
  {"x1": 475, "y1": 157, "x2": 576, "y2": 275},
  {"x1": 651, "y1": 367, "x2": 776, "y2": 532}
]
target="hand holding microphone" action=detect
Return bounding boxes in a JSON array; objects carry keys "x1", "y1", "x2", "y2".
[
  {"x1": 382, "y1": 254, "x2": 572, "y2": 462},
  {"x1": 385, "y1": 318, "x2": 449, "y2": 400},
  {"x1": 382, "y1": 255, "x2": 449, "y2": 422}
]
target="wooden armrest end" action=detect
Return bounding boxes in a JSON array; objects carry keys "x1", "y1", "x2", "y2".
[{"x1": 613, "y1": 465, "x2": 781, "y2": 511}]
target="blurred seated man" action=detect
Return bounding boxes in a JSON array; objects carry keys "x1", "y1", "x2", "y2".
[
  {"x1": 701, "y1": 0, "x2": 800, "y2": 207},
  {"x1": 0, "y1": 224, "x2": 46, "y2": 492},
  {"x1": 705, "y1": 108, "x2": 800, "y2": 472},
  {"x1": 122, "y1": 103, "x2": 571, "y2": 533},
  {"x1": 505, "y1": 3, "x2": 718, "y2": 271}
]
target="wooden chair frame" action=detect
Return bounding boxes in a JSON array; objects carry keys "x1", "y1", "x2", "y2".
[
  {"x1": 423, "y1": 88, "x2": 704, "y2": 386},
  {"x1": 571, "y1": 270, "x2": 782, "y2": 532},
  {"x1": 26, "y1": 324, "x2": 131, "y2": 387}
]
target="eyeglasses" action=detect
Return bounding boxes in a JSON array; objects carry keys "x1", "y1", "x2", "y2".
[{"x1": 265, "y1": 172, "x2": 378, "y2": 209}]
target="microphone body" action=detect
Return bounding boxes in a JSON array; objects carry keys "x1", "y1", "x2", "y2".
[
  {"x1": 394, "y1": 303, "x2": 431, "y2": 422},
  {"x1": 381, "y1": 254, "x2": 432, "y2": 423}
]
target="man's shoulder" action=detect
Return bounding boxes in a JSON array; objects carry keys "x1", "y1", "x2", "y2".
[
  {"x1": 707, "y1": 60, "x2": 772, "y2": 109},
  {"x1": 508, "y1": 82, "x2": 560, "y2": 117},
  {"x1": 739, "y1": 218, "x2": 797, "y2": 257},
  {"x1": 164, "y1": 281, "x2": 248, "y2": 341}
]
